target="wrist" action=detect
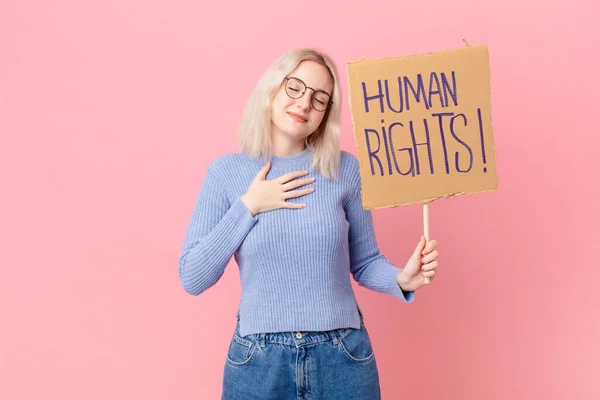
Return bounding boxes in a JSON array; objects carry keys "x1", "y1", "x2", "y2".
[
  {"x1": 240, "y1": 194, "x2": 258, "y2": 216},
  {"x1": 396, "y1": 270, "x2": 410, "y2": 292}
]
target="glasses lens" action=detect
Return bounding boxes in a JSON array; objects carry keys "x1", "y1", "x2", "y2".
[
  {"x1": 285, "y1": 78, "x2": 305, "y2": 99},
  {"x1": 312, "y1": 91, "x2": 331, "y2": 111}
]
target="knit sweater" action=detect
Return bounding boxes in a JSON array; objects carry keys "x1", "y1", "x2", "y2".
[{"x1": 178, "y1": 146, "x2": 415, "y2": 336}]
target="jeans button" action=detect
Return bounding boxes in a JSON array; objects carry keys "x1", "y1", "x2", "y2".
[{"x1": 295, "y1": 332, "x2": 303, "y2": 339}]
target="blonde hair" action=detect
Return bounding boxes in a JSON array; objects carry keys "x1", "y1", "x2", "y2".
[{"x1": 238, "y1": 48, "x2": 342, "y2": 180}]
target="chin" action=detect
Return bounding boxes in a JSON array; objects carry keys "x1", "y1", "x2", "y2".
[
  {"x1": 276, "y1": 125, "x2": 309, "y2": 140},
  {"x1": 272, "y1": 118, "x2": 312, "y2": 141}
]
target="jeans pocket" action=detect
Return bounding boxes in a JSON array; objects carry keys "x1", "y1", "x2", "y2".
[
  {"x1": 336, "y1": 322, "x2": 375, "y2": 364},
  {"x1": 225, "y1": 333, "x2": 258, "y2": 366}
]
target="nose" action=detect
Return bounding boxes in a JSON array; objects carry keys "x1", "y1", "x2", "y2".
[{"x1": 296, "y1": 90, "x2": 312, "y2": 111}]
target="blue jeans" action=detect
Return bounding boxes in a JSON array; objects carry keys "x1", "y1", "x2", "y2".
[{"x1": 222, "y1": 308, "x2": 381, "y2": 400}]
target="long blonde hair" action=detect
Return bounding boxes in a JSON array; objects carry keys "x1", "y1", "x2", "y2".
[{"x1": 238, "y1": 48, "x2": 342, "y2": 180}]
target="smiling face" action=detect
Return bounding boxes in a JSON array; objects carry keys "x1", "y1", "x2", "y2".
[{"x1": 270, "y1": 60, "x2": 334, "y2": 144}]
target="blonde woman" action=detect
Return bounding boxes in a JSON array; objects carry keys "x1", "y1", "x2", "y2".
[{"x1": 178, "y1": 48, "x2": 440, "y2": 399}]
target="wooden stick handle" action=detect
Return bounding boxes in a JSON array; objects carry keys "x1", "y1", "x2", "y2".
[{"x1": 423, "y1": 203, "x2": 431, "y2": 284}]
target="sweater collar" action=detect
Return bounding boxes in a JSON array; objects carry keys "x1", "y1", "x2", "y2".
[{"x1": 267, "y1": 146, "x2": 313, "y2": 169}]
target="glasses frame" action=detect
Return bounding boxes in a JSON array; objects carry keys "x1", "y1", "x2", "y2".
[{"x1": 284, "y1": 77, "x2": 333, "y2": 112}]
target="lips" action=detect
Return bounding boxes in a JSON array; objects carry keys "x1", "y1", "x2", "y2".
[{"x1": 288, "y1": 112, "x2": 308, "y2": 123}]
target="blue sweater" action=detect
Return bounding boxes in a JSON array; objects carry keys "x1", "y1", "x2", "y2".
[{"x1": 178, "y1": 146, "x2": 414, "y2": 336}]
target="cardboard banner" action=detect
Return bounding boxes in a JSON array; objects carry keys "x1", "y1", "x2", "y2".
[{"x1": 346, "y1": 45, "x2": 498, "y2": 209}]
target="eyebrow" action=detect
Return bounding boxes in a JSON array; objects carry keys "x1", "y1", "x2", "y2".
[{"x1": 290, "y1": 76, "x2": 331, "y2": 95}]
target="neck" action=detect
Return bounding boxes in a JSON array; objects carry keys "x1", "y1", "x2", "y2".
[
  {"x1": 266, "y1": 133, "x2": 313, "y2": 169},
  {"x1": 270, "y1": 132, "x2": 306, "y2": 157}
]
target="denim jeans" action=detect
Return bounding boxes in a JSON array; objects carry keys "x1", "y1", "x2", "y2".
[{"x1": 222, "y1": 308, "x2": 381, "y2": 400}]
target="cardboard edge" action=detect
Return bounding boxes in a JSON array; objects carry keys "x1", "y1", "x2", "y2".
[
  {"x1": 346, "y1": 44, "x2": 488, "y2": 65},
  {"x1": 345, "y1": 62, "x2": 368, "y2": 206},
  {"x1": 363, "y1": 184, "x2": 499, "y2": 210}
]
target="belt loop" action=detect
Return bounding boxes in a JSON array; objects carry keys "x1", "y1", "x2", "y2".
[
  {"x1": 259, "y1": 333, "x2": 266, "y2": 347},
  {"x1": 330, "y1": 329, "x2": 339, "y2": 345}
]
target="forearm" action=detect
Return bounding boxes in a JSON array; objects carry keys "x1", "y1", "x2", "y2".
[
  {"x1": 352, "y1": 254, "x2": 415, "y2": 303},
  {"x1": 179, "y1": 198, "x2": 257, "y2": 295}
]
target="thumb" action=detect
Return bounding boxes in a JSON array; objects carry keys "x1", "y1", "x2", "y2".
[
  {"x1": 413, "y1": 235, "x2": 427, "y2": 257},
  {"x1": 255, "y1": 161, "x2": 271, "y2": 181}
]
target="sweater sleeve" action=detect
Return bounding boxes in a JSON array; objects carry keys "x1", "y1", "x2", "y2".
[
  {"x1": 178, "y1": 164, "x2": 258, "y2": 295},
  {"x1": 343, "y1": 162, "x2": 415, "y2": 303}
]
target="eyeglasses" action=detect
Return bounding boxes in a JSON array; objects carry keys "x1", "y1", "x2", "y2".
[{"x1": 284, "y1": 77, "x2": 333, "y2": 112}]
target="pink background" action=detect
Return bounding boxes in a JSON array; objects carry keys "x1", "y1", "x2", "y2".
[{"x1": 1, "y1": 0, "x2": 598, "y2": 398}]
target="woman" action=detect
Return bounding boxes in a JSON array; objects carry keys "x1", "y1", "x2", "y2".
[{"x1": 178, "y1": 48, "x2": 439, "y2": 400}]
